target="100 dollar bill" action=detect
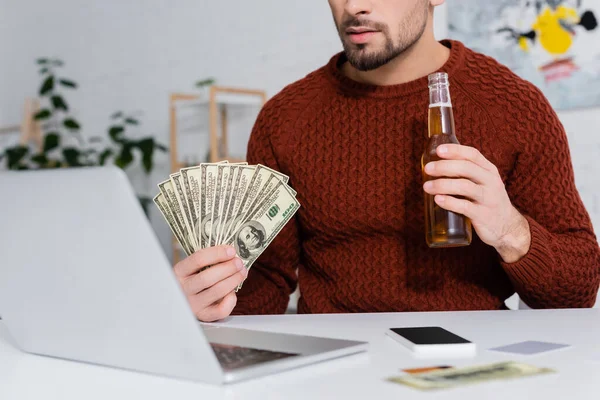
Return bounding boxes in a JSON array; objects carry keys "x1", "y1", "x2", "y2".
[
  {"x1": 226, "y1": 181, "x2": 299, "y2": 271},
  {"x1": 158, "y1": 179, "x2": 195, "y2": 252},
  {"x1": 153, "y1": 193, "x2": 194, "y2": 256},
  {"x1": 387, "y1": 361, "x2": 555, "y2": 391}
]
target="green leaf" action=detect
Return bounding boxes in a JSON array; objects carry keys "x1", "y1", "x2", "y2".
[
  {"x1": 114, "y1": 144, "x2": 134, "y2": 169},
  {"x1": 62, "y1": 147, "x2": 83, "y2": 167},
  {"x1": 99, "y1": 149, "x2": 113, "y2": 165},
  {"x1": 195, "y1": 78, "x2": 215, "y2": 88},
  {"x1": 31, "y1": 153, "x2": 49, "y2": 166},
  {"x1": 63, "y1": 118, "x2": 81, "y2": 131},
  {"x1": 39, "y1": 67, "x2": 50, "y2": 74},
  {"x1": 59, "y1": 79, "x2": 77, "y2": 89},
  {"x1": 6, "y1": 146, "x2": 29, "y2": 169},
  {"x1": 43, "y1": 133, "x2": 60, "y2": 152},
  {"x1": 36, "y1": 58, "x2": 49, "y2": 65},
  {"x1": 51, "y1": 95, "x2": 69, "y2": 111},
  {"x1": 124, "y1": 117, "x2": 139, "y2": 125},
  {"x1": 34, "y1": 109, "x2": 52, "y2": 120},
  {"x1": 111, "y1": 111, "x2": 123, "y2": 119},
  {"x1": 109, "y1": 126, "x2": 125, "y2": 142},
  {"x1": 136, "y1": 138, "x2": 154, "y2": 173},
  {"x1": 39, "y1": 75, "x2": 55, "y2": 96},
  {"x1": 52, "y1": 59, "x2": 64, "y2": 67}
]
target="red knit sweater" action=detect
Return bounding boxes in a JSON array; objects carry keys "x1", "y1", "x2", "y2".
[{"x1": 233, "y1": 40, "x2": 600, "y2": 315}]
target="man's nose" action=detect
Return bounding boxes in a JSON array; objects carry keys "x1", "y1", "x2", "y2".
[{"x1": 344, "y1": 0, "x2": 373, "y2": 16}]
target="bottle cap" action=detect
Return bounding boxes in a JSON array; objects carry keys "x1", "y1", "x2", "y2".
[{"x1": 428, "y1": 72, "x2": 449, "y2": 87}]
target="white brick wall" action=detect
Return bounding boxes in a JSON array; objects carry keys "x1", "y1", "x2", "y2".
[{"x1": 1, "y1": 0, "x2": 599, "y2": 260}]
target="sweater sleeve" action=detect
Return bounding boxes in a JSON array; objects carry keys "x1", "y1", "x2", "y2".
[
  {"x1": 500, "y1": 88, "x2": 600, "y2": 309},
  {"x1": 232, "y1": 104, "x2": 300, "y2": 315}
]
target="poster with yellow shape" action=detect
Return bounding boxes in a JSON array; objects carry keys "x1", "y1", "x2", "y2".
[{"x1": 448, "y1": 0, "x2": 599, "y2": 110}]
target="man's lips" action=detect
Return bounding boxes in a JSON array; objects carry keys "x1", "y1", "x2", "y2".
[
  {"x1": 346, "y1": 27, "x2": 379, "y2": 34},
  {"x1": 346, "y1": 28, "x2": 380, "y2": 44}
]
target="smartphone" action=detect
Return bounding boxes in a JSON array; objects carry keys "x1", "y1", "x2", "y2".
[{"x1": 386, "y1": 326, "x2": 476, "y2": 357}]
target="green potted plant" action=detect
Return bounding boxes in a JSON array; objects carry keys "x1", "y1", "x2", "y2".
[
  {"x1": 0, "y1": 58, "x2": 85, "y2": 169},
  {"x1": 0, "y1": 58, "x2": 168, "y2": 215}
]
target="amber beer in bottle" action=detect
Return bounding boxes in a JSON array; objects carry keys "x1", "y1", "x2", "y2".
[{"x1": 422, "y1": 72, "x2": 472, "y2": 248}]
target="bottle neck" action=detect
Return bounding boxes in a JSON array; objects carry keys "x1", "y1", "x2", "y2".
[
  {"x1": 429, "y1": 83, "x2": 452, "y2": 108},
  {"x1": 428, "y1": 83, "x2": 456, "y2": 139}
]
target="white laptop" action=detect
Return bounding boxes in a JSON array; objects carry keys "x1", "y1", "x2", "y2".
[{"x1": 0, "y1": 166, "x2": 367, "y2": 384}]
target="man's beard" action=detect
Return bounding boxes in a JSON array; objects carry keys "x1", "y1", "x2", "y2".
[{"x1": 338, "y1": 7, "x2": 428, "y2": 71}]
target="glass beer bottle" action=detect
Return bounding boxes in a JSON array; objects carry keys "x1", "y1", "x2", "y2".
[{"x1": 422, "y1": 72, "x2": 472, "y2": 248}]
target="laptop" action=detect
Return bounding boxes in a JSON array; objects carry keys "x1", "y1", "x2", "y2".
[{"x1": 0, "y1": 166, "x2": 367, "y2": 384}]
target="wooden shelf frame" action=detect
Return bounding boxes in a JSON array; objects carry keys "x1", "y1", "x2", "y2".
[{"x1": 0, "y1": 98, "x2": 43, "y2": 150}]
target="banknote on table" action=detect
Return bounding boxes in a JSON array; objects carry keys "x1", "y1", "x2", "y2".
[
  {"x1": 154, "y1": 160, "x2": 299, "y2": 288},
  {"x1": 386, "y1": 361, "x2": 555, "y2": 391}
]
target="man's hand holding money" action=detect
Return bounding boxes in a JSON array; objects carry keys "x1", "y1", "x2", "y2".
[{"x1": 173, "y1": 245, "x2": 247, "y2": 322}]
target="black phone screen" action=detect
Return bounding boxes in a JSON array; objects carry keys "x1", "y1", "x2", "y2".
[{"x1": 390, "y1": 327, "x2": 471, "y2": 345}]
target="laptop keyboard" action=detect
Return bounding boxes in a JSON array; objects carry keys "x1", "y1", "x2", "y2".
[{"x1": 210, "y1": 343, "x2": 298, "y2": 371}]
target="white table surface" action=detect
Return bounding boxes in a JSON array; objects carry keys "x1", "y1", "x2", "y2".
[{"x1": 1, "y1": 309, "x2": 599, "y2": 399}]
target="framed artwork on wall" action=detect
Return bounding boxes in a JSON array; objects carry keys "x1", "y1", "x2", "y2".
[{"x1": 448, "y1": 0, "x2": 599, "y2": 110}]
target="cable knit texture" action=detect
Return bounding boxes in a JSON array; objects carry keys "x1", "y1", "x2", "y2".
[{"x1": 233, "y1": 40, "x2": 600, "y2": 315}]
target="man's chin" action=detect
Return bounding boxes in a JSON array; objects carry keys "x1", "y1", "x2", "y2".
[
  {"x1": 346, "y1": 55, "x2": 385, "y2": 72},
  {"x1": 342, "y1": 44, "x2": 385, "y2": 71}
]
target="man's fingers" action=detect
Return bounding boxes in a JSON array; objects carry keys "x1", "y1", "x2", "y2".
[
  {"x1": 174, "y1": 245, "x2": 236, "y2": 278},
  {"x1": 216, "y1": 291, "x2": 238, "y2": 317},
  {"x1": 425, "y1": 160, "x2": 490, "y2": 185},
  {"x1": 199, "y1": 292, "x2": 238, "y2": 322},
  {"x1": 182, "y1": 258, "x2": 244, "y2": 295},
  {"x1": 195, "y1": 269, "x2": 247, "y2": 309},
  {"x1": 436, "y1": 144, "x2": 497, "y2": 172},
  {"x1": 424, "y1": 178, "x2": 484, "y2": 204},
  {"x1": 434, "y1": 195, "x2": 478, "y2": 220}
]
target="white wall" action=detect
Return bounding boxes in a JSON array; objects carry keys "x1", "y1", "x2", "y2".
[
  {"x1": 1, "y1": 1, "x2": 599, "y2": 261},
  {"x1": 0, "y1": 0, "x2": 341, "y2": 255}
]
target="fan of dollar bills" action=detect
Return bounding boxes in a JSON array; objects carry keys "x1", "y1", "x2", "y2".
[{"x1": 153, "y1": 161, "x2": 300, "y2": 278}]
